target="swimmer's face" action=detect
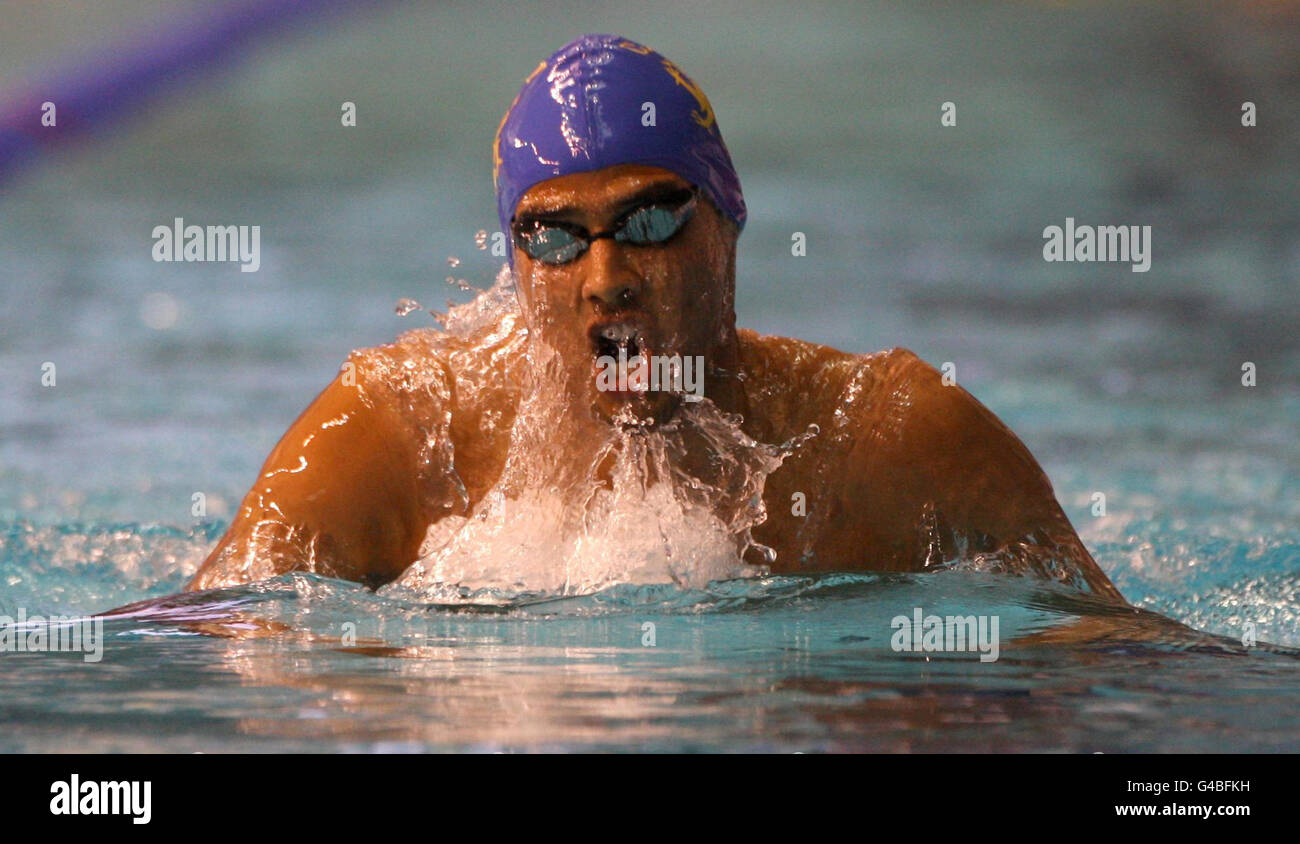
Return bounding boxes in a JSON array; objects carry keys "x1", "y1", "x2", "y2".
[{"x1": 511, "y1": 164, "x2": 738, "y2": 424}]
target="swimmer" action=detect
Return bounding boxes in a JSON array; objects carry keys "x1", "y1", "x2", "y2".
[{"x1": 187, "y1": 34, "x2": 1123, "y2": 602}]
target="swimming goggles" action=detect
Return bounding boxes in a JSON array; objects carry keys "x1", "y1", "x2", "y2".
[{"x1": 511, "y1": 187, "x2": 698, "y2": 265}]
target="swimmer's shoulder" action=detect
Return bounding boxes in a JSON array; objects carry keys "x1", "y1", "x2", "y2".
[
  {"x1": 344, "y1": 310, "x2": 528, "y2": 410},
  {"x1": 736, "y1": 329, "x2": 934, "y2": 430},
  {"x1": 736, "y1": 328, "x2": 929, "y2": 383},
  {"x1": 736, "y1": 330, "x2": 1029, "y2": 464},
  {"x1": 739, "y1": 328, "x2": 1041, "y2": 482}
]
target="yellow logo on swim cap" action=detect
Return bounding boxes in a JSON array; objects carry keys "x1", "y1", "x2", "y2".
[
  {"x1": 659, "y1": 58, "x2": 717, "y2": 134},
  {"x1": 614, "y1": 40, "x2": 716, "y2": 133},
  {"x1": 615, "y1": 40, "x2": 654, "y2": 55},
  {"x1": 494, "y1": 60, "x2": 548, "y2": 188}
]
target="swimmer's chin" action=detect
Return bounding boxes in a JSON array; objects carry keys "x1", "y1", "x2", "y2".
[{"x1": 592, "y1": 389, "x2": 681, "y2": 427}]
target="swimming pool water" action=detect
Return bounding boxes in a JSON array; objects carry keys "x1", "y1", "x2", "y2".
[{"x1": 1, "y1": 0, "x2": 1297, "y2": 751}]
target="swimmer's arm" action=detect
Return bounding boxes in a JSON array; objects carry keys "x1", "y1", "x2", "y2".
[
  {"x1": 187, "y1": 365, "x2": 447, "y2": 592},
  {"x1": 843, "y1": 350, "x2": 1123, "y2": 601}
]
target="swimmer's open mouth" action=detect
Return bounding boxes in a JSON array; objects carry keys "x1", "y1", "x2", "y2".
[
  {"x1": 589, "y1": 319, "x2": 650, "y2": 363},
  {"x1": 588, "y1": 318, "x2": 662, "y2": 404}
]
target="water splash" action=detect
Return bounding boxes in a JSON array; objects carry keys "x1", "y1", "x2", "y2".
[
  {"x1": 440, "y1": 265, "x2": 524, "y2": 338},
  {"x1": 0, "y1": 520, "x2": 212, "y2": 616},
  {"x1": 377, "y1": 269, "x2": 810, "y2": 601},
  {"x1": 386, "y1": 399, "x2": 794, "y2": 600}
]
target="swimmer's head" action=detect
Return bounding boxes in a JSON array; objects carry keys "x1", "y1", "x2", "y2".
[
  {"x1": 510, "y1": 163, "x2": 738, "y2": 425},
  {"x1": 494, "y1": 35, "x2": 746, "y2": 425},
  {"x1": 493, "y1": 34, "x2": 746, "y2": 256}
]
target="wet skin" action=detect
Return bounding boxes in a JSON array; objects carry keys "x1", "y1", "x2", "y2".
[{"x1": 188, "y1": 164, "x2": 1123, "y2": 602}]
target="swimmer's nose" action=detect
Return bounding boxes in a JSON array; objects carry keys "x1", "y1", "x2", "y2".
[{"x1": 581, "y1": 238, "x2": 641, "y2": 308}]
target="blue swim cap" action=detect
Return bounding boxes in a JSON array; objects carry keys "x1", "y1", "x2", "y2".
[{"x1": 494, "y1": 34, "x2": 746, "y2": 263}]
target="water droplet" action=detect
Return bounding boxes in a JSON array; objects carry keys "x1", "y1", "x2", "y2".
[{"x1": 395, "y1": 298, "x2": 422, "y2": 317}]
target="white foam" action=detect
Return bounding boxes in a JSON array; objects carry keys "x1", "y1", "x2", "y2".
[{"x1": 389, "y1": 396, "x2": 792, "y2": 601}]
